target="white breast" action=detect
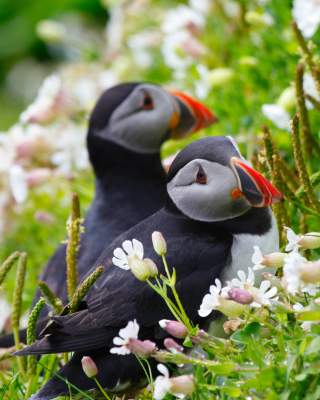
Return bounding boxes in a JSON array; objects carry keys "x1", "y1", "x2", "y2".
[{"x1": 220, "y1": 207, "x2": 279, "y2": 287}]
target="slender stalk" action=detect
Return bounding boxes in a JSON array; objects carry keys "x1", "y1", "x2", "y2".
[
  {"x1": 244, "y1": 312, "x2": 291, "y2": 339},
  {"x1": 25, "y1": 376, "x2": 34, "y2": 399},
  {"x1": 291, "y1": 20, "x2": 315, "y2": 74},
  {"x1": 13, "y1": 328, "x2": 27, "y2": 380},
  {"x1": 93, "y1": 377, "x2": 111, "y2": 400},
  {"x1": 38, "y1": 281, "x2": 63, "y2": 315},
  {"x1": 0, "y1": 251, "x2": 20, "y2": 286}
]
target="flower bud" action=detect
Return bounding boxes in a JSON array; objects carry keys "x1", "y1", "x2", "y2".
[
  {"x1": 159, "y1": 320, "x2": 188, "y2": 339},
  {"x1": 216, "y1": 298, "x2": 245, "y2": 318},
  {"x1": 244, "y1": 11, "x2": 266, "y2": 27},
  {"x1": 268, "y1": 300, "x2": 288, "y2": 313},
  {"x1": 298, "y1": 233, "x2": 320, "y2": 250},
  {"x1": 36, "y1": 20, "x2": 66, "y2": 43},
  {"x1": 126, "y1": 339, "x2": 156, "y2": 358},
  {"x1": 207, "y1": 68, "x2": 234, "y2": 87},
  {"x1": 127, "y1": 255, "x2": 150, "y2": 281},
  {"x1": 228, "y1": 288, "x2": 254, "y2": 304},
  {"x1": 143, "y1": 258, "x2": 158, "y2": 277},
  {"x1": 238, "y1": 56, "x2": 258, "y2": 67},
  {"x1": 81, "y1": 356, "x2": 98, "y2": 378},
  {"x1": 262, "y1": 272, "x2": 283, "y2": 292},
  {"x1": 277, "y1": 87, "x2": 296, "y2": 111},
  {"x1": 152, "y1": 232, "x2": 167, "y2": 255},
  {"x1": 262, "y1": 252, "x2": 287, "y2": 269},
  {"x1": 164, "y1": 338, "x2": 183, "y2": 353},
  {"x1": 169, "y1": 375, "x2": 195, "y2": 397},
  {"x1": 299, "y1": 260, "x2": 320, "y2": 283},
  {"x1": 197, "y1": 329, "x2": 209, "y2": 339},
  {"x1": 26, "y1": 168, "x2": 51, "y2": 187}
]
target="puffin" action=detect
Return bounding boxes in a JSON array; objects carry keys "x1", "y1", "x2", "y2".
[
  {"x1": 16, "y1": 136, "x2": 284, "y2": 400},
  {"x1": 0, "y1": 83, "x2": 216, "y2": 347}
]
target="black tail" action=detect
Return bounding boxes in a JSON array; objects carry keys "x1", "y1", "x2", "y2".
[
  {"x1": 29, "y1": 348, "x2": 155, "y2": 400},
  {"x1": 0, "y1": 317, "x2": 49, "y2": 348}
]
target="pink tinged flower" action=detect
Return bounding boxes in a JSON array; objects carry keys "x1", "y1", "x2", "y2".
[
  {"x1": 261, "y1": 104, "x2": 290, "y2": 130},
  {"x1": 154, "y1": 364, "x2": 195, "y2": 400},
  {"x1": 110, "y1": 320, "x2": 140, "y2": 355},
  {"x1": 197, "y1": 329, "x2": 209, "y2": 339},
  {"x1": 299, "y1": 260, "x2": 320, "y2": 283},
  {"x1": 81, "y1": 356, "x2": 98, "y2": 378},
  {"x1": 25, "y1": 168, "x2": 51, "y2": 187},
  {"x1": 159, "y1": 320, "x2": 188, "y2": 339},
  {"x1": 164, "y1": 338, "x2": 183, "y2": 353},
  {"x1": 112, "y1": 239, "x2": 144, "y2": 270},
  {"x1": 126, "y1": 339, "x2": 156, "y2": 359},
  {"x1": 228, "y1": 288, "x2": 254, "y2": 305},
  {"x1": 34, "y1": 210, "x2": 55, "y2": 224},
  {"x1": 292, "y1": 0, "x2": 320, "y2": 38},
  {"x1": 251, "y1": 281, "x2": 278, "y2": 308},
  {"x1": 284, "y1": 226, "x2": 301, "y2": 251},
  {"x1": 9, "y1": 164, "x2": 28, "y2": 204},
  {"x1": 252, "y1": 246, "x2": 287, "y2": 270}
]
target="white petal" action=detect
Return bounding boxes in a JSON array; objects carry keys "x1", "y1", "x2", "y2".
[
  {"x1": 247, "y1": 267, "x2": 255, "y2": 285},
  {"x1": 231, "y1": 278, "x2": 242, "y2": 288},
  {"x1": 252, "y1": 247, "x2": 264, "y2": 264},
  {"x1": 9, "y1": 165, "x2": 28, "y2": 204},
  {"x1": 293, "y1": 303, "x2": 304, "y2": 312},
  {"x1": 198, "y1": 308, "x2": 212, "y2": 317},
  {"x1": 259, "y1": 280, "x2": 271, "y2": 295},
  {"x1": 214, "y1": 279, "x2": 221, "y2": 293},
  {"x1": 119, "y1": 320, "x2": 139, "y2": 341},
  {"x1": 264, "y1": 286, "x2": 278, "y2": 299},
  {"x1": 251, "y1": 301, "x2": 262, "y2": 308},
  {"x1": 157, "y1": 363, "x2": 169, "y2": 378},
  {"x1": 237, "y1": 270, "x2": 246, "y2": 283},
  {"x1": 154, "y1": 376, "x2": 171, "y2": 400},
  {"x1": 253, "y1": 264, "x2": 264, "y2": 271},
  {"x1": 113, "y1": 247, "x2": 127, "y2": 261},
  {"x1": 112, "y1": 257, "x2": 130, "y2": 270},
  {"x1": 110, "y1": 346, "x2": 130, "y2": 355},
  {"x1": 261, "y1": 104, "x2": 290, "y2": 130},
  {"x1": 113, "y1": 336, "x2": 126, "y2": 345},
  {"x1": 132, "y1": 239, "x2": 144, "y2": 259},
  {"x1": 122, "y1": 240, "x2": 133, "y2": 256}
]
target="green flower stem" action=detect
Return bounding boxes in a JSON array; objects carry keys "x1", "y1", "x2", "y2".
[
  {"x1": 66, "y1": 193, "x2": 82, "y2": 300},
  {"x1": 135, "y1": 356, "x2": 153, "y2": 396},
  {"x1": 38, "y1": 281, "x2": 63, "y2": 315},
  {"x1": 12, "y1": 252, "x2": 28, "y2": 381},
  {"x1": 305, "y1": 94, "x2": 320, "y2": 112},
  {"x1": 93, "y1": 377, "x2": 111, "y2": 400},
  {"x1": 0, "y1": 251, "x2": 20, "y2": 286},
  {"x1": 296, "y1": 171, "x2": 320, "y2": 199},
  {"x1": 289, "y1": 199, "x2": 320, "y2": 220},
  {"x1": 292, "y1": 115, "x2": 320, "y2": 214},
  {"x1": 244, "y1": 312, "x2": 291, "y2": 339},
  {"x1": 25, "y1": 376, "x2": 34, "y2": 399},
  {"x1": 313, "y1": 66, "x2": 320, "y2": 98},
  {"x1": 69, "y1": 266, "x2": 105, "y2": 314},
  {"x1": 291, "y1": 20, "x2": 316, "y2": 74},
  {"x1": 161, "y1": 255, "x2": 192, "y2": 330},
  {"x1": 44, "y1": 354, "x2": 57, "y2": 383}
]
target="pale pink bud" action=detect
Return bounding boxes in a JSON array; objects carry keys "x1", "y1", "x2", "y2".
[
  {"x1": 169, "y1": 375, "x2": 195, "y2": 397},
  {"x1": 34, "y1": 210, "x2": 55, "y2": 224},
  {"x1": 25, "y1": 168, "x2": 51, "y2": 187},
  {"x1": 126, "y1": 339, "x2": 156, "y2": 358},
  {"x1": 298, "y1": 233, "x2": 320, "y2": 250},
  {"x1": 81, "y1": 356, "x2": 98, "y2": 378},
  {"x1": 152, "y1": 232, "x2": 167, "y2": 255},
  {"x1": 16, "y1": 139, "x2": 34, "y2": 158},
  {"x1": 159, "y1": 320, "x2": 188, "y2": 339},
  {"x1": 262, "y1": 252, "x2": 287, "y2": 269},
  {"x1": 164, "y1": 338, "x2": 183, "y2": 353},
  {"x1": 299, "y1": 260, "x2": 320, "y2": 283},
  {"x1": 181, "y1": 37, "x2": 206, "y2": 57},
  {"x1": 197, "y1": 329, "x2": 209, "y2": 339},
  {"x1": 143, "y1": 258, "x2": 158, "y2": 277},
  {"x1": 228, "y1": 288, "x2": 254, "y2": 304}
]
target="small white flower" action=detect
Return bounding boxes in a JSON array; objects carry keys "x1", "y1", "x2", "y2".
[
  {"x1": 303, "y1": 73, "x2": 320, "y2": 109},
  {"x1": 110, "y1": 320, "x2": 139, "y2": 355},
  {"x1": 300, "y1": 321, "x2": 317, "y2": 330},
  {"x1": 154, "y1": 364, "x2": 172, "y2": 400},
  {"x1": 232, "y1": 268, "x2": 255, "y2": 289},
  {"x1": 252, "y1": 246, "x2": 265, "y2": 270},
  {"x1": 292, "y1": 0, "x2": 320, "y2": 38},
  {"x1": 9, "y1": 165, "x2": 28, "y2": 204},
  {"x1": 293, "y1": 303, "x2": 304, "y2": 312},
  {"x1": 112, "y1": 239, "x2": 144, "y2": 270},
  {"x1": 261, "y1": 104, "x2": 291, "y2": 130},
  {"x1": 198, "y1": 279, "x2": 222, "y2": 317},
  {"x1": 161, "y1": 4, "x2": 205, "y2": 34},
  {"x1": 284, "y1": 226, "x2": 301, "y2": 251},
  {"x1": 251, "y1": 281, "x2": 278, "y2": 308}
]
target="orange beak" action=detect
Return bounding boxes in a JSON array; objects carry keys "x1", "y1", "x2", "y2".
[
  {"x1": 231, "y1": 157, "x2": 285, "y2": 207},
  {"x1": 165, "y1": 89, "x2": 218, "y2": 139}
]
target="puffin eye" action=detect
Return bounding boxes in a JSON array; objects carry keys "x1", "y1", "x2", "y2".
[
  {"x1": 196, "y1": 168, "x2": 207, "y2": 184},
  {"x1": 141, "y1": 94, "x2": 154, "y2": 109}
]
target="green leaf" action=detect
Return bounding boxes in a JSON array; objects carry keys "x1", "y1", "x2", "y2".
[
  {"x1": 299, "y1": 338, "x2": 308, "y2": 356},
  {"x1": 242, "y1": 367, "x2": 286, "y2": 391},
  {"x1": 230, "y1": 322, "x2": 261, "y2": 344},
  {"x1": 247, "y1": 336, "x2": 268, "y2": 368},
  {"x1": 189, "y1": 325, "x2": 199, "y2": 336},
  {"x1": 311, "y1": 324, "x2": 320, "y2": 335},
  {"x1": 264, "y1": 390, "x2": 279, "y2": 400},
  {"x1": 207, "y1": 362, "x2": 236, "y2": 375},
  {"x1": 277, "y1": 332, "x2": 286, "y2": 355},
  {"x1": 296, "y1": 311, "x2": 320, "y2": 321},
  {"x1": 310, "y1": 299, "x2": 320, "y2": 312},
  {"x1": 183, "y1": 336, "x2": 193, "y2": 347},
  {"x1": 305, "y1": 337, "x2": 320, "y2": 355}
]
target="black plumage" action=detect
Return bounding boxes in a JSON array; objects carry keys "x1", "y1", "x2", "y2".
[
  {"x1": 15, "y1": 136, "x2": 279, "y2": 400},
  {"x1": 0, "y1": 83, "x2": 216, "y2": 347}
]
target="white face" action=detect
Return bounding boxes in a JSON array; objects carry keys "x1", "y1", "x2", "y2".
[
  {"x1": 94, "y1": 84, "x2": 175, "y2": 154},
  {"x1": 167, "y1": 158, "x2": 252, "y2": 222}
]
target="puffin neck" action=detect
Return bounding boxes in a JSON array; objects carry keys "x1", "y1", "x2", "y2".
[
  {"x1": 88, "y1": 136, "x2": 167, "y2": 195},
  {"x1": 165, "y1": 197, "x2": 272, "y2": 236}
]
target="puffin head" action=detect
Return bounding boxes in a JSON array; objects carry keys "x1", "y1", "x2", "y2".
[
  {"x1": 167, "y1": 136, "x2": 284, "y2": 222},
  {"x1": 88, "y1": 82, "x2": 217, "y2": 155}
]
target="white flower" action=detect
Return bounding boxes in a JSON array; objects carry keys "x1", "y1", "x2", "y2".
[
  {"x1": 252, "y1": 246, "x2": 265, "y2": 270},
  {"x1": 9, "y1": 165, "x2": 28, "y2": 204},
  {"x1": 284, "y1": 226, "x2": 301, "y2": 251},
  {"x1": 161, "y1": 31, "x2": 194, "y2": 70},
  {"x1": 161, "y1": 4, "x2": 205, "y2": 34},
  {"x1": 300, "y1": 321, "x2": 317, "y2": 330},
  {"x1": 293, "y1": 303, "x2": 304, "y2": 312},
  {"x1": 112, "y1": 239, "x2": 144, "y2": 270},
  {"x1": 251, "y1": 281, "x2": 278, "y2": 308},
  {"x1": 303, "y1": 73, "x2": 320, "y2": 109},
  {"x1": 198, "y1": 279, "x2": 222, "y2": 317},
  {"x1": 154, "y1": 364, "x2": 172, "y2": 400},
  {"x1": 292, "y1": 0, "x2": 320, "y2": 38},
  {"x1": 232, "y1": 268, "x2": 255, "y2": 289},
  {"x1": 261, "y1": 104, "x2": 291, "y2": 130},
  {"x1": 110, "y1": 320, "x2": 139, "y2": 355}
]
